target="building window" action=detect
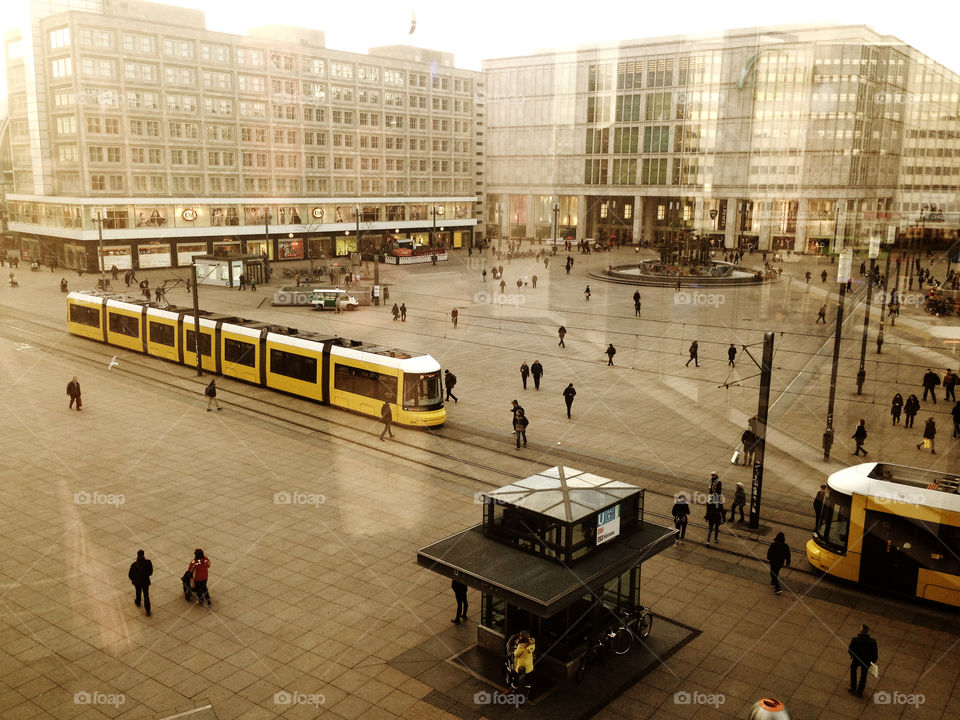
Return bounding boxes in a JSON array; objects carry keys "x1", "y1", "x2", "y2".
[
  {"x1": 51, "y1": 58, "x2": 72, "y2": 78},
  {"x1": 585, "y1": 159, "x2": 607, "y2": 185},
  {"x1": 90, "y1": 174, "x2": 106, "y2": 191},
  {"x1": 643, "y1": 126, "x2": 669, "y2": 153},
  {"x1": 49, "y1": 27, "x2": 70, "y2": 49},
  {"x1": 645, "y1": 92, "x2": 671, "y2": 122},
  {"x1": 642, "y1": 158, "x2": 668, "y2": 185}
]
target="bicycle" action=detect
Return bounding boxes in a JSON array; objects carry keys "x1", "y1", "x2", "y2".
[
  {"x1": 608, "y1": 605, "x2": 653, "y2": 655},
  {"x1": 575, "y1": 628, "x2": 617, "y2": 683}
]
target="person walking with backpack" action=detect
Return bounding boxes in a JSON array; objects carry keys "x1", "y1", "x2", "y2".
[
  {"x1": 204, "y1": 379, "x2": 221, "y2": 411},
  {"x1": 128, "y1": 550, "x2": 153, "y2": 616},
  {"x1": 944, "y1": 368, "x2": 958, "y2": 402},
  {"x1": 766, "y1": 532, "x2": 791, "y2": 594},
  {"x1": 444, "y1": 369, "x2": 458, "y2": 403},
  {"x1": 513, "y1": 408, "x2": 528, "y2": 449},
  {"x1": 188, "y1": 549, "x2": 211, "y2": 606}
]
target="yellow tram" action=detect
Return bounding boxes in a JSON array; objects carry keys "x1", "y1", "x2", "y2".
[
  {"x1": 807, "y1": 462, "x2": 960, "y2": 606},
  {"x1": 66, "y1": 291, "x2": 445, "y2": 427}
]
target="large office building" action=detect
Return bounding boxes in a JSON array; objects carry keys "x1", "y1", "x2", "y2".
[
  {"x1": 1, "y1": 0, "x2": 482, "y2": 270},
  {"x1": 483, "y1": 25, "x2": 960, "y2": 253}
]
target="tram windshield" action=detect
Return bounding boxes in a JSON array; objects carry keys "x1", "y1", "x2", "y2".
[
  {"x1": 815, "y1": 491, "x2": 851, "y2": 552},
  {"x1": 403, "y1": 371, "x2": 443, "y2": 409}
]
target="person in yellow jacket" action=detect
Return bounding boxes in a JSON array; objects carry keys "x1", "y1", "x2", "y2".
[{"x1": 510, "y1": 630, "x2": 535, "y2": 690}]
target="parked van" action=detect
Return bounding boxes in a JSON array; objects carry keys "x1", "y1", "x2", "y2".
[{"x1": 310, "y1": 288, "x2": 359, "y2": 311}]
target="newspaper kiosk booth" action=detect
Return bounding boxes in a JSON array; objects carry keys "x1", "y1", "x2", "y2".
[{"x1": 417, "y1": 466, "x2": 675, "y2": 683}]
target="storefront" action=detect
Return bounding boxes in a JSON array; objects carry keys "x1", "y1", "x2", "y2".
[
  {"x1": 137, "y1": 243, "x2": 171, "y2": 268},
  {"x1": 100, "y1": 244, "x2": 133, "y2": 270},
  {"x1": 278, "y1": 238, "x2": 304, "y2": 260},
  {"x1": 176, "y1": 242, "x2": 209, "y2": 267}
]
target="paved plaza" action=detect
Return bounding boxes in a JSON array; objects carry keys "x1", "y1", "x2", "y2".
[{"x1": 0, "y1": 245, "x2": 958, "y2": 719}]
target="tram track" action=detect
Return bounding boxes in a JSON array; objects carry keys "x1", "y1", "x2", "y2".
[{"x1": 1, "y1": 306, "x2": 824, "y2": 567}]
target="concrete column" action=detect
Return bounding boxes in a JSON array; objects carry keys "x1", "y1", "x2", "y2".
[
  {"x1": 577, "y1": 194, "x2": 588, "y2": 241},
  {"x1": 759, "y1": 217, "x2": 772, "y2": 251},
  {"x1": 832, "y1": 200, "x2": 847, "y2": 253},
  {"x1": 796, "y1": 200, "x2": 810, "y2": 254},
  {"x1": 694, "y1": 197, "x2": 705, "y2": 236},
  {"x1": 724, "y1": 198, "x2": 736, "y2": 249},
  {"x1": 525, "y1": 194, "x2": 536, "y2": 238},
  {"x1": 499, "y1": 202, "x2": 509, "y2": 237},
  {"x1": 632, "y1": 195, "x2": 643, "y2": 244}
]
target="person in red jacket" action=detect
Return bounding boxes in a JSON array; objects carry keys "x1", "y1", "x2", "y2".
[{"x1": 188, "y1": 549, "x2": 211, "y2": 606}]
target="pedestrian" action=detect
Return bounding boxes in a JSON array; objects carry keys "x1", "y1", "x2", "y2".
[
  {"x1": 66, "y1": 376, "x2": 83, "y2": 411},
  {"x1": 510, "y1": 399, "x2": 524, "y2": 421},
  {"x1": 729, "y1": 482, "x2": 746, "y2": 523},
  {"x1": 563, "y1": 383, "x2": 576, "y2": 419},
  {"x1": 499, "y1": 279, "x2": 506, "y2": 294},
  {"x1": 124, "y1": 270, "x2": 131, "y2": 286},
  {"x1": 805, "y1": 271, "x2": 811, "y2": 283},
  {"x1": 128, "y1": 549, "x2": 153, "y2": 616},
  {"x1": 890, "y1": 393, "x2": 904, "y2": 425},
  {"x1": 188, "y1": 549, "x2": 211, "y2": 606},
  {"x1": 951, "y1": 400, "x2": 960, "y2": 439},
  {"x1": 451, "y1": 579, "x2": 468, "y2": 624},
  {"x1": 204, "y1": 379, "x2": 221, "y2": 411},
  {"x1": 847, "y1": 625, "x2": 878, "y2": 698},
  {"x1": 516, "y1": 278, "x2": 523, "y2": 291},
  {"x1": 922, "y1": 368, "x2": 940, "y2": 403},
  {"x1": 705, "y1": 502, "x2": 722, "y2": 547},
  {"x1": 741, "y1": 427, "x2": 756, "y2": 464},
  {"x1": 685, "y1": 340, "x2": 699, "y2": 367},
  {"x1": 671, "y1": 494, "x2": 690, "y2": 546},
  {"x1": 400, "y1": 303, "x2": 407, "y2": 321},
  {"x1": 444, "y1": 369, "x2": 458, "y2": 403},
  {"x1": 532, "y1": 275, "x2": 537, "y2": 288},
  {"x1": 904, "y1": 394, "x2": 920, "y2": 428},
  {"x1": 584, "y1": 285, "x2": 591, "y2": 301},
  {"x1": 530, "y1": 360, "x2": 543, "y2": 390},
  {"x1": 557, "y1": 325, "x2": 566, "y2": 348},
  {"x1": 520, "y1": 361, "x2": 529, "y2": 389},
  {"x1": 605, "y1": 343, "x2": 616, "y2": 366},
  {"x1": 676, "y1": 277, "x2": 682, "y2": 292},
  {"x1": 391, "y1": 303, "x2": 400, "y2": 321},
  {"x1": 766, "y1": 532, "x2": 791, "y2": 594},
  {"x1": 917, "y1": 417, "x2": 937, "y2": 454},
  {"x1": 708, "y1": 471, "x2": 722, "y2": 505},
  {"x1": 377, "y1": 399, "x2": 394, "y2": 440},
  {"x1": 944, "y1": 368, "x2": 958, "y2": 402},
  {"x1": 821, "y1": 270, "x2": 828, "y2": 283},
  {"x1": 813, "y1": 484, "x2": 827, "y2": 528},
  {"x1": 728, "y1": 344, "x2": 736, "y2": 367},
  {"x1": 451, "y1": 307, "x2": 458, "y2": 328},
  {"x1": 482, "y1": 268, "x2": 487, "y2": 282},
  {"x1": 513, "y1": 408, "x2": 528, "y2": 449},
  {"x1": 816, "y1": 304, "x2": 827, "y2": 323},
  {"x1": 238, "y1": 273, "x2": 246, "y2": 290},
  {"x1": 634, "y1": 298, "x2": 642, "y2": 317},
  {"x1": 851, "y1": 419, "x2": 868, "y2": 457}
]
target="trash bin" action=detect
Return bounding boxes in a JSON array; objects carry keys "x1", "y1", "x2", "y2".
[{"x1": 749, "y1": 698, "x2": 790, "y2": 720}]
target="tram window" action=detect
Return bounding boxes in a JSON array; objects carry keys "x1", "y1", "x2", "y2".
[
  {"x1": 816, "y1": 492, "x2": 851, "y2": 551},
  {"x1": 148, "y1": 321, "x2": 174, "y2": 346},
  {"x1": 224, "y1": 338, "x2": 255, "y2": 367},
  {"x1": 270, "y1": 348, "x2": 317, "y2": 383},
  {"x1": 936, "y1": 525, "x2": 960, "y2": 575},
  {"x1": 403, "y1": 371, "x2": 442, "y2": 408},
  {"x1": 70, "y1": 304, "x2": 100, "y2": 328},
  {"x1": 185, "y1": 329, "x2": 212, "y2": 356},
  {"x1": 108, "y1": 312, "x2": 139, "y2": 338},
  {"x1": 334, "y1": 364, "x2": 396, "y2": 401}
]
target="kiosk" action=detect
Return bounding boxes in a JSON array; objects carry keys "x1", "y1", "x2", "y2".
[{"x1": 417, "y1": 466, "x2": 676, "y2": 683}]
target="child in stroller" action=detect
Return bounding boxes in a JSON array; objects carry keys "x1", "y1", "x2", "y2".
[{"x1": 181, "y1": 570, "x2": 195, "y2": 600}]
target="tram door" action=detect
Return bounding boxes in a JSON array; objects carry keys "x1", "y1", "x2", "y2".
[{"x1": 859, "y1": 510, "x2": 923, "y2": 596}]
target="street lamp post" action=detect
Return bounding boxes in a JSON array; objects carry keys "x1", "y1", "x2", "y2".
[
  {"x1": 262, "y1": 206, "x2": 272, "y2": 282},
  {"x1": 190, "y1": 260, "x2": 203, "y2": 377},
  {"x1": 552, "y1": 203, "x2": 560, "y2": 248},
  {"x1": 823, "y1": 250, "x2": 850, "y2": 460},
  {"x1": 431, "y1": 204, "x2": 445, "y2": 263}
]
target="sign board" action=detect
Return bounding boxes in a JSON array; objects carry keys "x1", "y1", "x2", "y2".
[
  {"x1": 886, "y1": 225, "x2": 896, "y2": 245},
  {"x1": 596, "y1": 505, "x2": 621, "y2": 545},
  {"x1": 837, "y1": 249, "x2": 853, "y2": 283},
  {"x1": 869, "y1": 235, "x2": 881, "y2": 259}
]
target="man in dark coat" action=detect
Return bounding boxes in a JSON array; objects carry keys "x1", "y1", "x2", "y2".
[
  {"x1": 848, "y1": 625, "x2": 878, "y2": 697},
  {"x1": 606, "y1": 344, "x2": 616, "y2": 366},
  {"x1": 520, "y1": 362, "x2": 529, "y2": 389},
  {"x1": 128, "y1": 549, "x2": 153, "y2": 616},
  {"x1": 918, "y1": 417, "x2": 937, "y2": 454},
  {"x1": 530, "y1": 360, "x2": 543, "y2": 390},
  {"x1": 451, "y1": 579, "x2": 468, "y2": 624},
  {"x1": 851, "y1": 419, "x2": 868, "y2": 457},
  {"x1": 379, "y1": 400, "x2": 393, "y2": 440},
  {"x1": 728, "y1": 344, "x2": 737, "y2": 367},
  {"x1": 766, "y1": 532, "x2": 791, "y2": 594},
  {"x1": 444, "y1": 369, "x2": 458, "y2": 403},
  {"x1": 686, "y1": 340, "x2": 699, "y2": 367},
  {"x1": 563, "y1": 383, "x2": 576, "y2": 419},
  {"x1": 67, "y1": 376, "x2": 82, "y2": 410},
  {"x1": 922, "y1": 368, "x2": 940, "y2": 403},
  {"x1": 557, "y1": 326, "x2": 566, "y2": 347}
]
